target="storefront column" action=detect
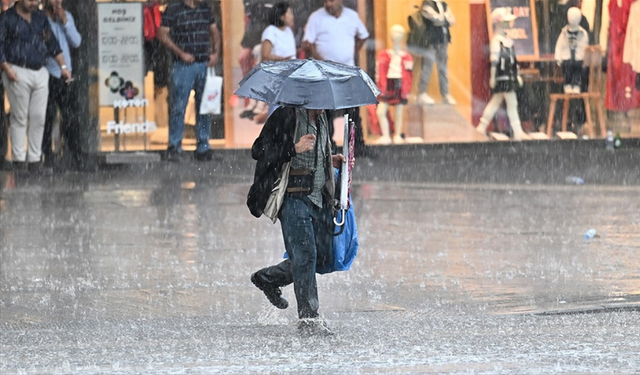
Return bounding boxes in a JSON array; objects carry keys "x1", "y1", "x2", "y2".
[{"x1": 65, "y1": 0, "x2": 101, "y2": 155}]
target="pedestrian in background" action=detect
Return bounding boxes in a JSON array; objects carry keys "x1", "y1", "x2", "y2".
[
  {"x1": 261, "y1": 1, "x2": 296, "y2": 118},
  {"x1": 248, "y1": 106, "x2": 345, "y2": 337},
  {"x1": 158, "y1": 0, "x2": 220, "y2": 162},
  {"x1": 0, "y1": 0, "x2": 71, "y2": 175},
  {"x1": 302, "y1": 0, "x2": 370, "y2": 156},
  {"x1": 261, "y1": 2, "x2": 296, "y2": 62},
  {"x1": 42, "y1": 0, "x2": 82, "y2": 172}
]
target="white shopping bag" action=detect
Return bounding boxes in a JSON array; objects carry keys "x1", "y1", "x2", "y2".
[{"x1": 199, "y1": 67, "x2": 222, "y2": 115}]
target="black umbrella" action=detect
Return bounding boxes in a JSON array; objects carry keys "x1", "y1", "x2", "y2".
[{"x1": 234, "y1": 59, "x2": 380, "y2": 109}]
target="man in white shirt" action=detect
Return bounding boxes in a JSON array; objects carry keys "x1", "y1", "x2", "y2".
[
  {"x1": 302, "y1": 0, "x2": 370, "y2": 156},
  {"x1": 303, "y1": 0, "x2": 368, "y2": 66}
]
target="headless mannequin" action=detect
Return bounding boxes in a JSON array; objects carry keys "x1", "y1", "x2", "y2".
[
  {"x1": 555, "y1": 7, "x2": 589, "y2": 93},
  {"x1": 376, "y1": 25, "x2": 413, "y2": 144},
  {"x1": 477, "y1": 11, "x2": 526, "y2": 140}
]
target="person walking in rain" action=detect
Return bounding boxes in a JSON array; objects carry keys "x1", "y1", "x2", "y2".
[
  {"x1": 0, "y1": 0, "x2": 71, "y2": 175},
  {"x1": 42, "y1": 0, "x2": 82, "y2": 172},
  {"x1": 302, "y1": 0, "x2": 370, "y2": 156},
  {"x1": 158, "y1": 0, "x2": 220, "y2": 162},
  {"x1": 248, "y1": 106, "x2": 345, "y2": 337}
]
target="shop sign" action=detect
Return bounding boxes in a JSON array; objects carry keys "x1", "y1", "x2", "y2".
[
  {"x1": 106, "y1": 121, "x2": 157, "y2": 135},
  {"x1": 98, "y1": 3, "x2": 145, "y2": 106},
  {"x1": 486, "y1": 0, "x2": 539, "y2": 60},
  {"x1": 113, "y1": 99, "x2": 149, "y2": 109}
]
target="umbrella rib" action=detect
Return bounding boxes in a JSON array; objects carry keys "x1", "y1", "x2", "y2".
[{"x1": 328, "y1": 78, "x2": 338, "y2": 110}]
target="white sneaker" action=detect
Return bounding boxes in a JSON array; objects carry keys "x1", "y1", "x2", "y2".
[
  {"x1": 512, "y1": 131, "x2": 527, "y2": 141},
  {"x1": 374, "y1": 135, "x2": 391, "y2": 145},
  {"x1": 563, "y1": 85, "x2": 572, "y2": 94},
  {"x1": 418, "y1": 93, "x2": 435, "y2": 105},
  {"x1": 393, "y1": 135, "x2": 404, "y2": 144},
  {"x1": 444, "y1": 94, "x2": 457, "y2": 105}
]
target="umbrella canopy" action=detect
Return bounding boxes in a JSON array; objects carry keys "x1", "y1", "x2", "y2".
[{"x1": 234, "y1": 59, "x2": 380, "y2": 110}]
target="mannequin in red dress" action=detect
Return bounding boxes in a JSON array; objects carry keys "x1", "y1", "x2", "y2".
[
  {"x1": 606, "y1": 0, "x2": 640, "y2": 111},
  {"x1": 375, "y1": 25, "x2": 413, "y2": 144}
]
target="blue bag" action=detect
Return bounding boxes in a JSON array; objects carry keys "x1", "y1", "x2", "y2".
[{"x1": 326, "y1": 201, "x2": 358, "y2": 272}]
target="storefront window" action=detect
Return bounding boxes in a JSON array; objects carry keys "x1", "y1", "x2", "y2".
[
  {"x1": 1, "y1": 0, "x2": 638, "y2": 163},
  {"x1": 95, "y1": 0, "x2": 223, "y2": 153}
]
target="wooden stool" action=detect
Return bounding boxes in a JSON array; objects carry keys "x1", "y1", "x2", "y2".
[{"x1": 546, "y1": 92, "x2": 606, "y2": 138}]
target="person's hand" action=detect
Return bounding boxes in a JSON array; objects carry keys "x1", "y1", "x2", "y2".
[
  {"x1": 61, "y1": 67, "x2": 72, "y2": 83},
  {"x1": 332, "y1": 154, "x2": 346, "y2": 168},
  {"x1": 295, "y1": 134, "x2": 316, "y2": 154},
  {"x1": 207, "y1": 53, "x2": 219, "y2": 67},
  {"x1": 517, "y1": 75, "x2": 524, "y2": 87},
  {"x1": 180, "y1": 52, "x2": 195, "y2": 63},
  {"x1": 4, "y1": 67, "x2": 18, "y2": 82},
  {"x1": 55, "y1": 3, "x2": 67, "y2": 24}
]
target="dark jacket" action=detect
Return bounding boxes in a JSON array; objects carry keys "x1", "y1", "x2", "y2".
[
  {"x1": 406, "y1": 2, "x2": 451, "y2": 51},
  {"x1": 247, "y1": 106, "x2": 298, "y2": 218},
  {"x1": 246, "y1": 106, "x2": 336, "y2": 218}
]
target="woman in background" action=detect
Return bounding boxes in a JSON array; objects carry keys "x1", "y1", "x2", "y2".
[
  {"x1": 259, "y1": 2, "x2": 296, "y2": 119},
  {"x1": 261, "y1": 1, "x2": 296, "y2": 62}
]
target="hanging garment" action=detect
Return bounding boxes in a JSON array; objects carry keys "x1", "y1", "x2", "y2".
[
  {"x1": 622, "y1": 1, "x2": 640, "y2": 73},
  {"x1": 606, "y1": 0, "x2": 640, "y2": 111}
]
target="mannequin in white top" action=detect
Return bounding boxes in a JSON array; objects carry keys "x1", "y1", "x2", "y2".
[
  {"x1": 375, "y1": 25, "x2": 413, "y2": 145},
  {"x1": 555, "y1": 7, "x2": 589, "y2": 94},
  {"x1": 476, "y1": 8, "x2": 526, "y2": 140}
]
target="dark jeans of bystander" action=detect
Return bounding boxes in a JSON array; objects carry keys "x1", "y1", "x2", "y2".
[{"x1": 43, "y1": 75, "x2": 82, "y2": 168}]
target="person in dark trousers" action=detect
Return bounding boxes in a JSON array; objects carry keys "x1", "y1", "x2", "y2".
[
  {"x1": 247, "y1": 106, "x2": 345, "y2": 337},
  {"x1": 0, "y1": 0, "x2": 71, "y2": 175},
  {"x1": 157, "y1": 0, "x2": 220, "y2": 162},
  {"x1": 42, "y1": 0, "x2": 82, "y2": 171}
]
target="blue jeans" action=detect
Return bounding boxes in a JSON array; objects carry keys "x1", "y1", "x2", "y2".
[
  {"x1": 253, "y1": 196, "x2": 334, "y2": 319},
  {"x1": 168, "y1": 61, "x2": 211, "y2": 153}
]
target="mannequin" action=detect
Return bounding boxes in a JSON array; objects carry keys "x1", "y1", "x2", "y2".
[
  {"x1": 622, "y1": 0, "x2": 640, "y2": 90},
  {"x1": 476, "y1": 8, "x2": 526, "y2": 141},
  {"x1": 555, "y1": 7, "x2": 589, "y2": 93},
  {"x1": 407, "y1": 0, "x2": 456, "y2": 105},
  {"x1": 375, "y1": 25, "x2": 413, "y2": 144}
]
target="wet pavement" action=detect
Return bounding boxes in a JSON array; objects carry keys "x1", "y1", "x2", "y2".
[{"x1": 1, "y1": 141, "x2": 639, "y2": 374}]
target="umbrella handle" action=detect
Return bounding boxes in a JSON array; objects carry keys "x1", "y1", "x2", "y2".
[{"x1": 333, "y1": 208, "x2": 346, "y2": 228}]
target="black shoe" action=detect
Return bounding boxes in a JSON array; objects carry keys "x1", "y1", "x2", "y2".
[
  {"x1": 12, "y1": 161, "x2": 28, "y2": 176},
  {"x1": 163, "y1": 148, "x2": 180, "y2": 162},
  {"x1": 194, "y1": 149, "x2": 215, "y2": 161},
  {"x1": 251, "y1": 273, "x2": 288, "y2": 309},
  {"x1": 28, "y1": 161, "x2": 53, "y2": 176},
  {"x1": 297, "y1": 318, "x2": 334, "y2": 337}
]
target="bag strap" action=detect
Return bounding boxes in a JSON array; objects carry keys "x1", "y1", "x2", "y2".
[{"x1": 308, "y1": 110, "x2": 319, "y2": 170}]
